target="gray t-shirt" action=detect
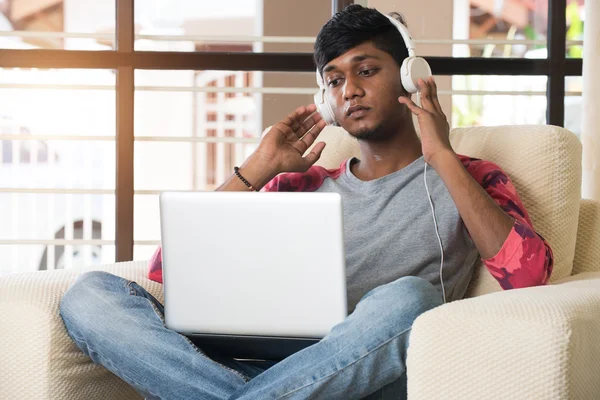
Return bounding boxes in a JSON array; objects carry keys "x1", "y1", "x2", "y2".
[
  {"x1": 313, "y1": 156, "x2": 479, "y2": 311},
  {"x1": 264, "y1": 155, "x2": 480, "y2": 312}
]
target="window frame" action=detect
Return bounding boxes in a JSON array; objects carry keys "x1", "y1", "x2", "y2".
[{"x1": 0, "y1": 0, "x2": 581, "y2": 261}]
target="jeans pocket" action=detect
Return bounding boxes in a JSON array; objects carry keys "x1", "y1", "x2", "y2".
[{"x1": 127, "y1": 281, "x2": 167, "y2": 324}]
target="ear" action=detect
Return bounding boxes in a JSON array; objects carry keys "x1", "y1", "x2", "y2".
[{"x1": 396, "y1": 76, "x2": 409, "y2": 97}]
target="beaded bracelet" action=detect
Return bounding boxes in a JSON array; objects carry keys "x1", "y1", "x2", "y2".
[{"x1": 234, "y1": 166, "x2": 257, "y2": 192}]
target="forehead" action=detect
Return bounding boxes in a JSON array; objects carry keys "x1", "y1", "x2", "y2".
[{"x1": 323, "y1": 42, "x2": 394, "y2": 73}]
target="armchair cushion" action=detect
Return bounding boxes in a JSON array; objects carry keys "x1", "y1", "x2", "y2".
[
  {"x1": 0, "y1": 261, "x2": 160, "y2": 400},
  {"x1": 407, "y1": 275, "x2": 600, "y2": 399}
]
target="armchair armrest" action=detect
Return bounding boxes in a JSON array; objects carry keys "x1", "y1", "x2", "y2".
[
  {"x1": 0, "y1": 261, "x2": 162, "y2": 400},
  {"x1": 407, "y1": 277, "x2": 600, "y2": 400}
]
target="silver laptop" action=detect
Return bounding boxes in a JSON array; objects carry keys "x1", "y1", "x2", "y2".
[{"x1": 159, "y1": 191, "x2": 347, "y2": 359}]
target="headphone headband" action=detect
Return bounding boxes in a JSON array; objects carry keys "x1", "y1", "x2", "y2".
[{"x1": 382, "y1": 14, "x2": 415, "y2": 57}]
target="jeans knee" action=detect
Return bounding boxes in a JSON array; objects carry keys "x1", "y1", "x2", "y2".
[
  {"x1": 75, "y1": 270, "x2": 120, "y2": 288},
  {"x1": 358, "y1": 276, "x2": 443, "y2": 326},
  {"x1": 391, "y1": 276, "x2": 443, "y2": 317},
  {"x1": 60, "y1": 271, "x2": 123, "y2": 330}
]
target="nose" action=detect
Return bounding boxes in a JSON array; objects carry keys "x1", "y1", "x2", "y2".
[{"x1": 343, "y1": 75, "x2": 365, "y2": 101}]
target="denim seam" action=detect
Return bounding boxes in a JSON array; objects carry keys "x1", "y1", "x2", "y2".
[
  {"x1": 275, "y1": 326, "x2": 412, "y2": 400},
  {"x1": 127, "y1": 281, "x2": 250, "y2": 384}
]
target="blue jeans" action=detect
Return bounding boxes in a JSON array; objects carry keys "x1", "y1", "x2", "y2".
[{"x1": 59, "y1": 271, "x2": 442, "y2": 400}]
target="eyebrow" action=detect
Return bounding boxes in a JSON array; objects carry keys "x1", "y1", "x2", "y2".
[{"x1": 322, "y1": 54, "x2": 380, "y2": 74}]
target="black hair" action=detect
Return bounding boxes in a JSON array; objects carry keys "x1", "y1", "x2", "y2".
[{"x1": 314, "y1": 4, "x2": 409, "y2": 78}]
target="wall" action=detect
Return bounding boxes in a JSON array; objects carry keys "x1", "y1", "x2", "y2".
[
  {"x1": 582, "y1": 0, "x2": 600, "y2": 200},
  {"x1": 261, "y1": 0, "x2": 330, "y2": 128}
]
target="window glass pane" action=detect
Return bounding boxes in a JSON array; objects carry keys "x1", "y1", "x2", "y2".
[
  {"x1": 0, "y1": 244, "x2": 113, "y2": 275},
  {"x1": 134, "y1": 69, "x2": 314, "y2": 192},
  {"x1": 134, "y1": 244, "x2": 158, "y2": 263},
  {"x1": 0, "y1": 194, "x2": 115, "y2": 273},
  {"x1": 0, "y1": 68, "x2": 116, "y2": 274},
  {"x1": 0, "y1": 245, "x2": 43, "y2": 274},
  {"x1": 366, "y1": 0, "x2": 548, "y2": 58},
  {"x1": 0, "y1": 68, "x2": 116, "y2": 188},
  {"x1": 451, "y1": 75, "x2": 547, "y2": 127},
  {"x1": 0, "y1": 193, "x2": 115, "y2": 238},
  {"x1": 0, "y1": 139, "x2": 115, "y2": 188},
  {"x1": 135, "y1": 140, "x2": 262, "y2": 192},
  {"x1": 133, "y1": 0, "x2": 330, "y2": 53},
  {"x1": 566, "y1": 0, "x2": 584, "y2": 59},
  {"x1": 134, "y1": 194, "x2": 160, "y2": 242},
  {"x1": 0, "y1": 190, "x2": 115, "y2": 275},
  {"x1": 0, "y1": 0, "x2": 115, "y2": 50}
]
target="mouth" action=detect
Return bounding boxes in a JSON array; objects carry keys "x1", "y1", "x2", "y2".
[{"x1": 346, "y1": 105, "x2": 371, "y2": 118}]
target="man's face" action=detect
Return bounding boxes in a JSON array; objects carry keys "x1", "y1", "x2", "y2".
[{"x1": 321, "y1": 41, "x2": 407, "y2": 141}]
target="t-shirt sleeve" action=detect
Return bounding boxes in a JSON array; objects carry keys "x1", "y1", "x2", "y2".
[{"x1": 460, "y1": 155, "x2": 554, "y2": 290}]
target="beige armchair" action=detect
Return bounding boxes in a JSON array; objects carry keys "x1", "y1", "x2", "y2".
[{"x1": 1, "y1": 125, "x2": 599, "y2": 399}]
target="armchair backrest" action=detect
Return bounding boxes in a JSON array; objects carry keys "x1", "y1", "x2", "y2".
[{"x1": 313, "y1": 126, "x2": 361, "y2": 169}]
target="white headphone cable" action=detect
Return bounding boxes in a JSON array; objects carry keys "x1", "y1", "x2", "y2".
[{"x1": 423, "y1": 161, "x2": 447, "y2": 304}]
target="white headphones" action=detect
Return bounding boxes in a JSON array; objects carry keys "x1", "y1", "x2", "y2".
[{"x1": 314, "y1": 13, "x2": 432, "y2": 126}]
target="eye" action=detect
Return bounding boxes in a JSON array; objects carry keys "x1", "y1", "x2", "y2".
[
  {"x1": 359, "y1": 68, "x2": 378, "y2": 76},
  {"x1": 328, "y1": 78, "x2": 342, "y2": 88}
]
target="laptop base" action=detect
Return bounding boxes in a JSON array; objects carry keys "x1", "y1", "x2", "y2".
[{"x1": 187, "y1": 333, "x2": 321, "y2": 361}]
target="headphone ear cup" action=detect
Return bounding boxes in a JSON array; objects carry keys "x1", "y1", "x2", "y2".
[
  {"x1": 400, "y1": 56, "x2": 432, "y2": 94},
  {"x1": 314, "y1": 89, "x2": 337, "y2": 125}
]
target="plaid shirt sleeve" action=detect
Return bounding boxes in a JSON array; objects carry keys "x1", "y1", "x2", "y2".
[{"x1": 458, "y1": 154, "x2": 554, "y2": 289}]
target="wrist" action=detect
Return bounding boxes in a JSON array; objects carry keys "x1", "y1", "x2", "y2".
[
  {"x1": 427, "y1": 148, "x2": 457, "y2": 171},
  {"x1": 238, "y1": 153, "x2": 279, "y2": 190}
]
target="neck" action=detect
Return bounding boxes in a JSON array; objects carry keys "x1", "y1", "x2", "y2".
[{"x1": 352, "y1": 121, "x2": 423, "y2": 181}]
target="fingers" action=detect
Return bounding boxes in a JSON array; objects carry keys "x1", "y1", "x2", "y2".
[
  {"x1": 418, "y1": 77, "x2": 448, "y2": 119},
  {"x1": 302, "y1": 141, "x2": 326, "y2": 168},
  {"x1": 398, "y1": 95, "x2": 423, "y2": 116},
  {"x1": 273, "y1": 104, "x2": 321, "y2": 142},
  {"x1": 417, "y1": 78, "x2": 436, "y2": 113},
  {"x1": 301, "y1": 118, "x2": 327, "y2": 148},
  {"x1": 282, "y1": 104, "x2": 318, "y2": 137},
  {"x1": 296, "y1": 112, "x2": 323, "y2": 138},
  {"x1": 294, "y1": 118, "x2": 327, "y2": 154},
  {"x1": 428, "y1": 77, "x2": 446, "y2": 117},
  {"x1": 289, "y1": 104, "x2": 317, "y2": 124}
]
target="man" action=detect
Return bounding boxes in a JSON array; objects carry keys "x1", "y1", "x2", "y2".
[{"x1": 60, "y1": 5, "x2": 553, "y2": 399}]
